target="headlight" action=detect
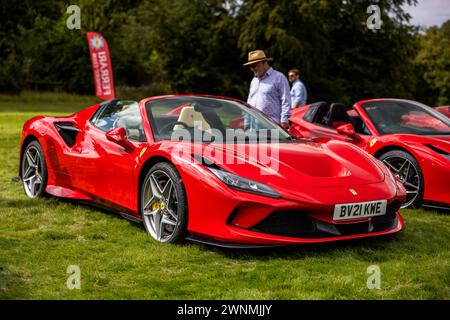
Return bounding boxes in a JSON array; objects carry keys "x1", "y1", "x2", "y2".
[{"x1": 208, "y1": 167, "x2": 280, "y2": 198}]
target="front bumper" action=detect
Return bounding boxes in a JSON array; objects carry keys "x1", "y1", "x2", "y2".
[
  {"x1": 189, "y1": 208, "x2": 403, "y2": 246},
  {"x1": 181, "y1": 163, "x2": 405, "y2": 246}
]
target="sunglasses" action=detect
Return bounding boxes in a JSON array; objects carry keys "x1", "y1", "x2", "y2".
[{"x1": 249, "y1": 63, "x2": 260, "y2": 70}]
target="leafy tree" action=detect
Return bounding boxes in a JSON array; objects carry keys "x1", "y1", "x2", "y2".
[
  {"x1": 115, "y1": 0, "x2": 247, "y2": 97},
  {"x1": 416, "y1": 20, "x2": 450, "y2": 105},
  {"x1": 2, "y1": 0, "x2": 446, "y2": 108},
  {"x1": 0, "y1": 0, "x2": 63, "y2": 92},
  {"x1": 237, "y1": 0, "x2": 419, "y2": 103}
]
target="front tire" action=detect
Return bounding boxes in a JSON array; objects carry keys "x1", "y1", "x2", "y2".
[
  {"x1": 21, "y1": 140, "x2": 48, "y2": 198},
  {"x1": 379, "y1": 150, "x2": 424, "y2": 208},
  {"x1": 140, "y1": 162, "x2": 188, "y2": 243}
]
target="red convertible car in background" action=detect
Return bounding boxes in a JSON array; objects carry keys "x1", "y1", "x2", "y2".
[
  {"x1": 19, "y1": 95, "x2": 406, "y2": 247},
  {"x1": 435, "y1": 106, "x2": 450, "y2": 118},
  {"x1": 289, "y1": 99, "x2": 450, "y2": 209}
]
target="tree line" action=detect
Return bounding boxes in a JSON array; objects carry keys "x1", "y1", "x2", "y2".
[{"x1": 1, "y1": 0, "x2": 449, "y2": 105}]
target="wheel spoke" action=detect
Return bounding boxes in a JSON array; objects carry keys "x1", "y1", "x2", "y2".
[
  {"x1": 166, "y1": 208, "x2": 178, "y2": 221},
  {"x1": 30, "y1": 177, "x2": 36, "y2": 195},
  {"x1": 398, "y1": 159, "x2": 408, "y2": 173},
  {"x1": 152, "y1": 210, "x2": 163, "y2": 241},
  {"x1": 382, "y1": 160, "x2": 400, "y2": 173},
  {"x1": 26, "y1": 151, "x2": 37, "y2": 168},
  {"x1": 404, "y1": 180, "x2": 419, "y2": 190},
  {"x1": 143, "y1": 195, "x2": 157, "y2": 211},
  {"x1": 162, "y1": 180, "x2": 173, "y2": 201},
  {"x1": 144, "y1": 207, "x2": 159, "y2": 217},
  {"x1": 23, "y1": 176, "x2": 35, "y2": 183},
  {"x1": 404, "y1": 162, "x2": 411, "y2": 180},
  {"x1": 166, "y1": 184, "x2": 173, "y2": 207},
  {"x1": 150, "y1": 174, "x2": 163, "y2": 198},
  {"x1": 23, "y1": 165, "x2": 33, "y2": 179},
  {"x1": 162, "y1": 215, "x2": 176, "y2": 226},
  {"x1": 33, "y1": 150, "x2": 39, "y2": 164}
]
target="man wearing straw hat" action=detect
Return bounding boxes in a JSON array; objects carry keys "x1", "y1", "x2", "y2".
[{"x1": 243, "y1": 50, "x2": 291, "y2": 130}]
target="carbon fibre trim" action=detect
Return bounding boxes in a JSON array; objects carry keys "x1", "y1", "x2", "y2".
[{"x1": 186, "y1": 235, "x2": 283, "y2": 249}]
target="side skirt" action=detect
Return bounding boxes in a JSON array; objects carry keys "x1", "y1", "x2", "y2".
[{"x1": 119, "y1": 212, "x2": 143, "y2": 223}]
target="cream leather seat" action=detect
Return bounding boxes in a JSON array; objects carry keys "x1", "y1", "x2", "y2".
[
  {"x1": 174, "y1": 106, "x2": 211, "y2": 132},
  {"x1": 116, "y1": 115, "x2": 144, "y2": 141}
]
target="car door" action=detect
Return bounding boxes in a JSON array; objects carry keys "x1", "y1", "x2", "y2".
[
  {"x1": 70, "y1": 100, "x2": 146, "y2": 212},
  {"x1": 292, "y1": 102, "x2": 371, "y2": 148}
]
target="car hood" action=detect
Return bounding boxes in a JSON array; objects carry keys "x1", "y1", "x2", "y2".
[{"x1": 193, "y1": 140, "x2": 385, "y2": 188}]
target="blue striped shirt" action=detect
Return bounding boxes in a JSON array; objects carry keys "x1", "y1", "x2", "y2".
[
  {"x1": 246, "y1": 67, "x2": 292, "y2": 124},
  {"x1": 290, "y1": 79, "x2": 307, "y2": 107}
]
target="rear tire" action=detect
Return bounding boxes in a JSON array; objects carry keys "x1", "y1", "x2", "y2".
[
  {"x1": 378, "y1": 150, "x2": 424, "y2": 208},
  {"x1": 21, "y1": 140, "x2": 48, "y2": 198},
  {"x1": 140, "y1": 162, "x2": 188, "y2": 243}
]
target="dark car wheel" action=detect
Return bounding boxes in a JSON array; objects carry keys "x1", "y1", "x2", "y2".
[
  {"x1": 140, "y1": 162, "x2": 188, "y2": 243},
  {"x1": 21, "y1": 140, "x2": 48, "y2": 198},
  {"x1": 379, "y1": 150, "x2": 424, "y2": 208}
]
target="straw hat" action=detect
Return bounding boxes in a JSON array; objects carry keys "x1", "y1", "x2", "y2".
[{"x1": 243, "y1": 50, "x2": 273, "y2": 66}]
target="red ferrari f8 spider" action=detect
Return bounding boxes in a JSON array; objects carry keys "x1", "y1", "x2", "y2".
[
  {"x1": 289, "y1": 99, "x2": 450, "y2": 209},
  {"x1": 435, "y1": 106, "x2": 450, "y2": 118},
  {"x1": 19, "y1": 95, "x2": 405, "y2": 247}
]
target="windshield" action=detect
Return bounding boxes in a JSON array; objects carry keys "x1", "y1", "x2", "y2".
[
  {"x1": 361, "y1": 100, "x2": 450, "y2": 135},
  {"x1": 145, "y1": 96, "x2": 292, "y2": 143}
]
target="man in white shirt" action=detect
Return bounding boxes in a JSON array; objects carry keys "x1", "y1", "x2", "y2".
[{"x1": 244, "y1": 50, "x2": 291, "y2": 130}]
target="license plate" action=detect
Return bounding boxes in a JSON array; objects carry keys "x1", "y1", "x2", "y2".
[{"x1": 333, "y1": 200, "x2": 387, "y2": 221}]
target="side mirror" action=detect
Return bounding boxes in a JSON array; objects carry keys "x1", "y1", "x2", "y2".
[
  {"x1": 106, "y1": 127, "x2": 135, "y2": 150},
  {"x1": 336, "y1": 123, "x2": 354, "y2": 135},
  {"x1": 336, "y1": 123, "x2": 361, "y2": 140}
]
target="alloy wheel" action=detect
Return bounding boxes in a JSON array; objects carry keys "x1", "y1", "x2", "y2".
[
  {"x1": 22, "y1": 145, "x2": 44, "y2": 198},
  {"x1": 141, "y1": 169, "x2": 179, "y2": 242},
  {"x1": 382, "y1": 156, "x2": 420, "y2": 208}
]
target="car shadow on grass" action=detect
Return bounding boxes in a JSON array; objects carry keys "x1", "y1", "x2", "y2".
[
  {"x1": 198, "y1": 234, "x2": 405, "y2": 260},
  {"x1": 420, "y1": 205, "x2": 450, "y2": 215}
]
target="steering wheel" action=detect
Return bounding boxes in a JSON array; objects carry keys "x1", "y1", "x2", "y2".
[{"x1": 159, "y1": 121, "x2": 190, "y2": 134}]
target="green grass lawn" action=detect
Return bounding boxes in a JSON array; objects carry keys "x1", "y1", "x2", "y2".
[{"x1": 0, "y1": 92, "x2": 449, "y2": 299}]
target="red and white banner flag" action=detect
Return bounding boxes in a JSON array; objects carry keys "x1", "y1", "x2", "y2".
[{"x1": 86, "y1": 32, "x2": 115, "y2": 100}]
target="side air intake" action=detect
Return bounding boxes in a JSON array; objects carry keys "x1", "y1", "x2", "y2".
[{"x1": 54, "y1": 122, "x2": 79, "y2": 147}]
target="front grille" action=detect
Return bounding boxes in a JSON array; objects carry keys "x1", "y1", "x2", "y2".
[
  {"x1": 251, "y1": 211, "x2": 316, "y2": 237},
  {"x1": 249, "y1": 205, "x2": 398, "y2": 238}
]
